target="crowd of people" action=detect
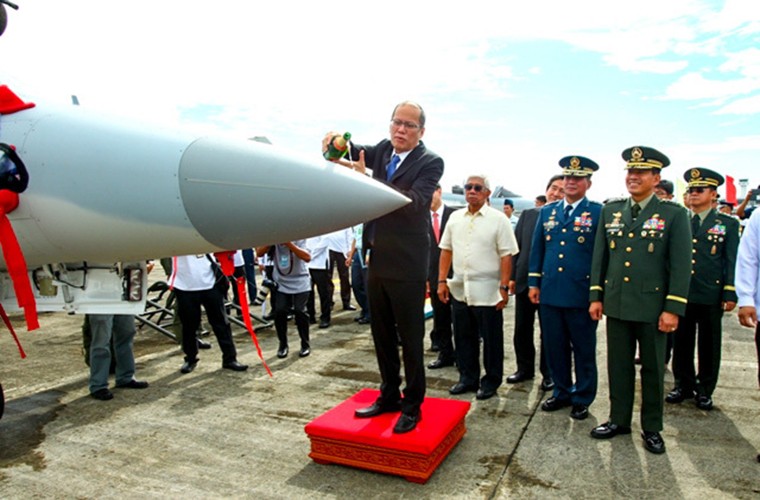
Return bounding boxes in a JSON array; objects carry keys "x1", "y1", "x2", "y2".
[{"x1": 85, "y1": 101, "x2": 759, "y2": 459}]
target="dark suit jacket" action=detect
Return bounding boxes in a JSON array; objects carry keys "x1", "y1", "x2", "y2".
[
  {"x1": 354, "y1": 139, "x2": 444, "y2": 281},
  {"x1": 689, "y1": 209, "x2": 739, "y2": 305},
  {"x1": 428, "y1": 205, "x2": 455, "y2": 283},
  {"x1": 511, "y1": 208, "x2": 540, "y2": 294}
]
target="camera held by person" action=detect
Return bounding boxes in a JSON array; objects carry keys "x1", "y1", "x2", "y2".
[{"x1": 253, "y1": 278, "x2": 278, "y2": 305}]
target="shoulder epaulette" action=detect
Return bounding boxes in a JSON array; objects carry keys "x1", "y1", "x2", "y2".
[
  {"x1": 658, "y1": 199, "x2": 683, "y2": 207},
  {"x1": 603, "y1": 197, "x2": 626, "y2": 205}
]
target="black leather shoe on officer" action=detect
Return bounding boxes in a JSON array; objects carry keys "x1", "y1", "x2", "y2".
[
  {"x1": 641, "y1": 431, "x2": 666, "y2": 454},
  {"x1": 590, "y1": 422, "x2": 632, "y2": 439},
  {"x1": 665, "y1": 386, "x2": 694, "y2": 404}
]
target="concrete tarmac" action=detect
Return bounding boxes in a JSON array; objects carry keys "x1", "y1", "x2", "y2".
[{"x1": 1, "y1": 289, "x2": 759, "y2": 498}]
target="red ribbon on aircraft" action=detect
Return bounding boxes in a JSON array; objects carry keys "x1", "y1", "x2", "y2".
[
  {"x1": 214, "y1": 251, "x2": 272, "y2": 377},
  {"x1": 0, "y1": 190, "x2": 38, "y2": 358}
]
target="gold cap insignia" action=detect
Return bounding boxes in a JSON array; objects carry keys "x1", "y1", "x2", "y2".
[{"x1": 691, "y1": 168, "x2": 701, "y2": 179}]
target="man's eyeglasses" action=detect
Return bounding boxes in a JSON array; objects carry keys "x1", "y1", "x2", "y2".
[
  {"x1": 390, "y1": 119, "x2": 420, "y2": 130},
  {"x1": 464, "y1": 184, "x2": 485, "y2": 192},
  {"x1": 688, "y1": 187, "x2": 706, "y2": 194}
]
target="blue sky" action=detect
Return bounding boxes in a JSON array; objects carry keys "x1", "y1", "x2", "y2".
[{"x1": 2, "y1": 0, "x2": 759, "y2": 203}]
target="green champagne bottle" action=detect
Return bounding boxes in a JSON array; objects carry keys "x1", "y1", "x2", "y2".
[{"x1": 323, "y1": 132, "x2": 351, "y2": 161}]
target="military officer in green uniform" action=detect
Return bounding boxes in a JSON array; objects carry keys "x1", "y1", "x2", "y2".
[
  {"x1": 666, "y1": 168, "x2": 739, "y2": 411},
  {"x1": 589, "y1": 146, "x2": 692, "y2": 454}
]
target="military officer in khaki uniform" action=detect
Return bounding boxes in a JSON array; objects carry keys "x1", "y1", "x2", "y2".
[
  {"x1": 666, "y1": 168, "x2": 739, "y2": 411},
  {"x1": 589, "y1": 146, "x2": 692, "y2": 454}
]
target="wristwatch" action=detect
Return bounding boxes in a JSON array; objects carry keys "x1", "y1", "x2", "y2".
[{"x1": 500, "y1": 285, "x2": 509, "y2": 292}]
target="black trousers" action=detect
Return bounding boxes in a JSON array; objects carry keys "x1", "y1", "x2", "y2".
[
  {"x1": 512, "y1": 289, "x2": 549, "y2": 378},
  {"x1": 274, "y1": 290, "x2": 310, "y2": 349},
  {"x1": 307, "y1": 269, "x2": 331, "y2": 322},
  {"x1": 175, "y1": 287, "x2": 237, "y2": 364},
  {"x1": 367, "y1": 273, "x2": 426, "y2": 415},
  {"x1": 328, "y1": 250, "x2": 351, "y2": 308},
  {"x1": 427, "y1": 277, "x2": 454, "y2": 360},
  {"x1": 452, "y1": 297, "x2": 504, "y2": 392},
  {"x1": 672, "y1": 302, "x2": 723, "y2": 397}
]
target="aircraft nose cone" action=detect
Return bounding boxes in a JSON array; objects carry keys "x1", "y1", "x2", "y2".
[{"x1": 178, "y1": 137, "x2": 409, "y2": 248}]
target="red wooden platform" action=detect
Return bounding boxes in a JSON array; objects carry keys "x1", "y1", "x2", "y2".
[{"x1": 304, "y1": 389, "x2": 471, "y2": 483}]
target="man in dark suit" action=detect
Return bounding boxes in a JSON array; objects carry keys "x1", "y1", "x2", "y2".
[
  {"x1": 589, "y1": 146, "x2": 692, "y2": 455},
  {"x1": 324, "y1": 101, "x2": 444, "y2": 434},
  {"x1": 529, "y1": 156, "x2": 602, "y2": 421},
  {"x1": 507, "y1": 175, "x2": 564, "y2": 390},
  {"x1": 427, "y1": 183, "x2": 456, "y2": 369},
  {"x1": 667, "y1": 168, "x2": 739, "y2": 411}
]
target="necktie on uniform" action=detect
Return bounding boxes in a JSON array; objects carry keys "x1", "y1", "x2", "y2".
[
  {"x1": 692, "y1": 214, "x2": 701, "y2": 235},
  {"x1": 432, "y1": 212, "x2": 441, "y2": 243},
  {"x1": 631, "y1": 203, "x2": 641, "y2": 220},
  {"x1": 386, "y1": 154, "x2": 400, "y2": 181},
  {"x1": 564, "y1": 203, "x2": 573, "y2": 220}
]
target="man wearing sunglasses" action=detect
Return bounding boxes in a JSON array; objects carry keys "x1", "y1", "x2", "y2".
[
  {"x1": 589, "y1": 146, "x2": 691, "y2": 454},
  {"x1": 323, "y1": 101, "x2": 443, "y2": 434},
  {"x1": 667, "y1": 168, "x2": 739, "y2": 411},
  {"x1": 438, "y1": 175, "x2": 518, "y2": 400}
]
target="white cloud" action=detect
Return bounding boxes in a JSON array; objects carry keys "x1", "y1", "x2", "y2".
[{"x1": 716, "y1": 95, "x2": 760, "y2": 115}]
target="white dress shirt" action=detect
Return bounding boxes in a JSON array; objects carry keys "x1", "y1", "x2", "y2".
[{"x1": 440, "y1": 205, "x2": 519, "y2": 306}]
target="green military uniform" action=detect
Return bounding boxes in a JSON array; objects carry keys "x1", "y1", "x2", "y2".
[
  {"x1": 589, "y1": 147, "x2": 692, "y2": 434},
  {"x1": 670, "y1": 168, "x2": 739, "y2": 408}
]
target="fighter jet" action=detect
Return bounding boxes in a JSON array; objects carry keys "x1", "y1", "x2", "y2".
[{"x1": 0, "y1": 85, "x2": 409, "y2": 316}]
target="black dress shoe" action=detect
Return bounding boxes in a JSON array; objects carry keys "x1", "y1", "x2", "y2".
[
  {"x1": 354, "y1": 400, "x2": 401, "y2": 418},
  {"x1": 590, "y1": 421, "x2": 632, "y2": 439},
  {"x1": 196, "y1": 338, "x2": 212, "y2": 350},
  {"x1": 449, "y1": 382, "x2": 478, "y2": 395},
  {"x1": 641, "y1": 431, "x2": 666, "y2": 454},
  {"x1": 506, "y1": 371, "x2": 534, "y2": 384},
  {"x1": 476, "y1": 388, "x2": 497, "y2": 400},
  {"x1": 429, "y1": 343, "x2": 441, "y2": 352},
  {"x1": 223, "y1": 360, "x2": 248, "y2": 371},
  {"x1": 695, "y1": 394, "x2": 713, "y2": 410},
  {"x1": 90, "y1": 388, "x2": 114, "y2": 401},
  {"x1": 393, "y1": 412, "x2": 420, "y2": 434},
  {"x1": 541, "y1": 397, "x2": 571, "y2": 412},
  {"x1": 570, "y1": 404, "x2": 589, "y2": 420},
  {"x1": 541, "y1": 378, "x2": 555, "y2": 391},
  {"x1": 666, "y1": 387, "x2": 694, "y2": 404},
  {"x1": 318, "y1": 320, "x2": 330, "y2": 329},
  {"x1": 277, "y1": 346, "x2": 289, "y2": 358},
  {"x1": 116, "y1": 379, "x2": 149, "y2": 389},
  {"x1": 309, "y1": 317, "x2": 317, "y2": 325},
  {"x1": 357, "y1": 316, "x2": 370, "y2": 325},
  {"x1": 427, "y1": 357, "x2": 455, "y2": 369},
  {"x1": 299, "y1": 347, "x2": 311, "y2": 358},
  {"x1": 180, "y1": 360, "x2": 198, "y2": 374},
  {"x1": 342, "y1": 304, "x2": 357, "y2": 311}
]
